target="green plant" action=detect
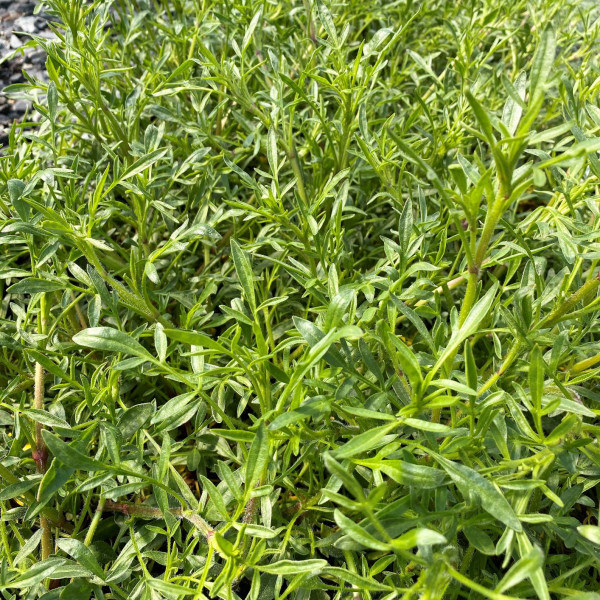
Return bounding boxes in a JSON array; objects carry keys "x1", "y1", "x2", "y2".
[{"x1": 2, "y1": 0, "x2": 600, "y2": 598}]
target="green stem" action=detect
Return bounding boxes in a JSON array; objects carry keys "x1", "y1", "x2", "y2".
[
  {"x1": 84, "y1": 497, "x2": 105, "y2": 546},
  {"x1": 478, "y1": 341, "x2": 522, "y2": 396},
  {"x1": 459, "y1": 188, "x2": 506, "y2": 326},
  {"x1": 459, "y1": 270, "x2": 478, "y2": 327},
  {"x1": 474, "y1": 197, "x2": 504, "y2": 268},
  {"x1": 102, "y1": 500, "x2": 214, "y2": 539},
  {"x1": 538, "y1": 274, "x2": 600, "y2": 329}
]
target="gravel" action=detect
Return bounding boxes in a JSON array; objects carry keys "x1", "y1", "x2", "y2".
[{"x1": 0, "y1": 0, "x2": 53, "y2": 146}]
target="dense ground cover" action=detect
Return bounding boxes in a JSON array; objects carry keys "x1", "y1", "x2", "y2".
[{"x1": 2, "y1": 0, "x2": 600, "y2": 597}]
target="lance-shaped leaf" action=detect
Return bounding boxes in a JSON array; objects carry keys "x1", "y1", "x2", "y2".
[
  {"x1": 230, "y1": 239, "x2": 256, "y2": 313},
  {"x1": 73, "y1": 327, "x2": 152, "y2": 359},
  {"x1": 432, "y1": 451, "x2": 522, "y2": 532}
]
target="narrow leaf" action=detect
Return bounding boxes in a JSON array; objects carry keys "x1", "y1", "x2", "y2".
[
  {"x1": 230, "y1": 239, "x2": 256, "y2": 313},
  {"x1": 73, "y1": 327, "x2": 151, "y2": 359}
]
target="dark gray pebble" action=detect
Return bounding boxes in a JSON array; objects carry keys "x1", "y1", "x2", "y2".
[{"x1": 7, "y1": 2, "x2": 36, "y2": 12}]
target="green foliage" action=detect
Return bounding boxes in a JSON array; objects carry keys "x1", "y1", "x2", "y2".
[{"x1": 2, "y1": 0, "x2": 600, "y2": 598}]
